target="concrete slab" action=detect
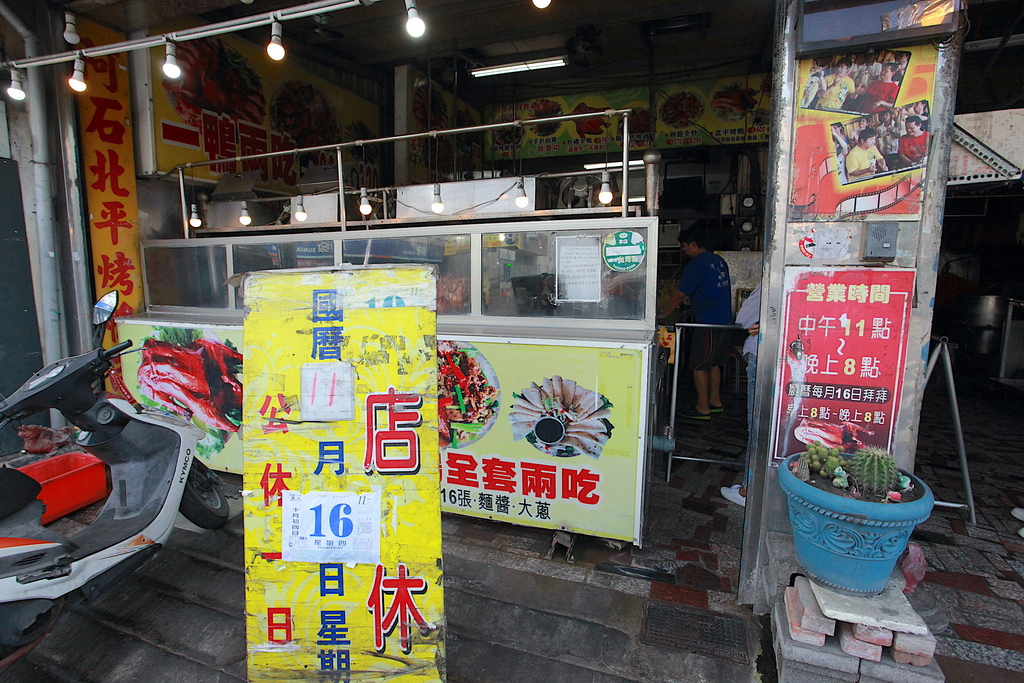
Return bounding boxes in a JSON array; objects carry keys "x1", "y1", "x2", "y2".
[
  {"x1": 809, "y1": 573, "x2": 929, "y2": 635},
  {"x1": 772, "y1": 599, "x2": 861, "y2": 674},
  {"x1": 860, "y1": 651, "x2": 946, "y2": 683}
]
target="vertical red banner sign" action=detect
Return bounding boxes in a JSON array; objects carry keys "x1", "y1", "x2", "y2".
[
  {"x1": 76, "y1": 18, "x2": 144, "y2": 336},
  {"x1": 770, "y1": 267, "x2": 916, "y2": 464}
]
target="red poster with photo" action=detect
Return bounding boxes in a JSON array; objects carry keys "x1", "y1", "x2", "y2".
[{"x1": 769, "y1": 267, "x2": 915, "y2": 465}]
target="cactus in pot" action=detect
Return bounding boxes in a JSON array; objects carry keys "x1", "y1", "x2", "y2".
[{"x1": 849, "y1": 446, "x2": 900, "y2": 502}]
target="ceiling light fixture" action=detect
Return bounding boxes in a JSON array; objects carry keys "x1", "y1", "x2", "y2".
[
  {"x1": 162, "y1": 41, "x2": 182, "y2": 79},
  {"x1": 470, "y1": 56, "x2": 567, "y2": 78},
  {"x1": 598, "y1": 171, "x2": 613, "y2": 205},
  {"x1": 359, "y1": 187, "x2": 373, "y2": 216},
  {"x1": 7, "y1": 69, "x2": 25, "y2": 101},
  {"x1": 532, "y1": 0, "x2": 552, "y2": 7},
  {"x1": 68, "y1": 55, "x2": 87, "y2": 92},
  {"x1": 294, "y1": 195, "x2": 308, "y2": 221},
  {"x1": 239, "y1": 201, "x2": 252, "y2": 226},
  {"x1": 515, "y1": 178, "x2": 530, "y2": 209},
  {"x1": 431, "y1": 184, "x2": 444, "y2": 214},
  {"x1": 267, "y1": 20, "x2": 286, "y2": 60},
  {"x1": 405, "y1": 0, "x2": 425, "y2": 37},
  {"x1": 582, "y1": 160, "x2": 644, "y2": 170},
  {"x1": 188, "y1": 203, "x2": 202, "y2": 228},
  {"x1": 63, "y1": 13, "x2": 80, "y2": 45}
]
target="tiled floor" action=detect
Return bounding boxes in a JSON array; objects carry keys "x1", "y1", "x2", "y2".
[{"x1": 448, "y1": 359, "x2": 1024, "y2": 681}]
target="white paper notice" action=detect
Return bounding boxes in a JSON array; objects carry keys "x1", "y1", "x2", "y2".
[
  {"x1": 555, "y1": 235, "x2": 603, "y2": 302},
  {"x1": 282, "y1": 490, "x2": 381, "y2": 564},
  {"x1": 300, "y1": 361, "x2": 355, "y2": 421}
]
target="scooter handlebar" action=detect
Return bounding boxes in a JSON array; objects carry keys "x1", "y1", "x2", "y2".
[{"x1": 102, "y1": 341, "x2": 133, "y2": 359}]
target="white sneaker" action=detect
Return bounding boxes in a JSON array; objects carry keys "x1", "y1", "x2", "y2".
[
  {"x1": 721, "y1": 484, "x2": 746, "y2": 508},
  {"x1": 1018, "y1": 528, "x2": 1024, "y2": 540},
  {"x1": 1012, "y1": 508, "x2": 1024, "y2": 522}
]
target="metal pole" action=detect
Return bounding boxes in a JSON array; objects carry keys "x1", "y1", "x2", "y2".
[
  {"x1": 336, "y1": 147, "x2": 347, "y2": 231},
  {"x1": 620, "y1": 113, "x2": 629, "y2": 218},
  {"x1": 178, "y1": 168, "x2": 190, "y2": 238}
]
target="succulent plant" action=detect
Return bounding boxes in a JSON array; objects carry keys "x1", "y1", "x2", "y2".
[{"x1": 849, "y1": 446, "x2": 900, "y2": 501}]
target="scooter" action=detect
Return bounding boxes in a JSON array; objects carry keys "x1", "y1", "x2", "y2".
[{"x1": 0, "y1": 292, "x2": 229, "y2": 647}]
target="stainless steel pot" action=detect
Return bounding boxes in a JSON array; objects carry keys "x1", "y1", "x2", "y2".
[{"x1": 954, "y1": 294, "x2": 1008, "y2": 328}]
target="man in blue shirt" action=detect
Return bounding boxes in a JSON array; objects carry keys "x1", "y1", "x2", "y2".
[{"x1": 659, "y1": 222, "x2": 732, "y2": 420}]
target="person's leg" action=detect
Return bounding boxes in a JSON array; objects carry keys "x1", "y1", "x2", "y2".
[
  {"x1": 693, "y1": 369, "x2": 711, "y2": 414},
  {"x1": 709, "y1": 365, "x2": 722, "y2": 409}
]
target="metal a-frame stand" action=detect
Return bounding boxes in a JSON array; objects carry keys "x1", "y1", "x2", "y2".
[{"x1": 923, "y1": 336, "x2": 977, "y2": 525}]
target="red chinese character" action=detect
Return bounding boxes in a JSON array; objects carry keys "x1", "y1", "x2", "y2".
[
  {"x1": 267, "y1": 607, "x2": 293, "y2": 643},
  {"x1": 89, "y1": 150, "x2": 130, "y2": 197},
  {"x1": 366, "y1": 563, "x2": 430, "y2": 654},
  {"x1": 93, "y1": 201, "x2": 133, "y2": 246},
  {"x1": 363, "y1": 388, "x2": 422, "y2": 474},
  {"x1": 97, "y1": 251, "x2": 135, "y2": 294},
  {"x1": 203, "y1": 111, "x2": 238, "y2": 174},
  {"x1": 521, "y1": 462, "x2": 557, "y2": 500},
  {"x1": 86, "y1": 97, "x2": 126, "y2": 145},
  {"x1": 271, "y1": 132, "x2": 298, "y2": 185},
  {"x1": 444, "y1": 452, "x2": 479, "y2": 487},
  {"x1": 562, "y1": 468, "x2": 600, "y2": 505},
  {"x1": 81, "y1": 42, "x2": 118, "y2": 93},
  {"x1": 259, "y1": 462, "x2": 292, "y2": 507},
  {"x1": 481, "y1": 457, "x2": 517, "y2": 493},
  {"x1": 239, "y1": 120, "x2": 269, "y2": 180},
  {"x1": 258, "y1": 393, "x2": 291, "y2": 433}
]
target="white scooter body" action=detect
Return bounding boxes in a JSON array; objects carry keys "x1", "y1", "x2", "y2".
[
  {"x1": 0, "y1": 328, "x2": 228, "y2": 647},
  {"x1": 0, "y1": 399, "x2": 204, "y2": 603}
]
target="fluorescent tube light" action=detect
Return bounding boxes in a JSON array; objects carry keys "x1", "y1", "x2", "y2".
[
  {"x1": 470, "y1": 57, "x2": 567, "y2": 78},
  {"x1": 582, "y1": 160, "x2": 644, "y2": 170}
]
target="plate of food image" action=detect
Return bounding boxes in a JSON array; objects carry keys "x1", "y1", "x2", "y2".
[
  {"x1": 438, "y1": 341, "x2": 501, "y2": 449},
  {"x1": 659, "y1": 89, "x2": 706, "y2": 129},
  {"x1": 508, "y1": 376, "x2": 614, "y2": 458}
]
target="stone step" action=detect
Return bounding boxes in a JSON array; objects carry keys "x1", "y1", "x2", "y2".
[{"x1": 444, "y1": 545, "x2": 760, "y2": 683}]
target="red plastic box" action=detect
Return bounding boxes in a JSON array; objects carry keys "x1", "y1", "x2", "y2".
[{"x1": 17, "y1": 452, "x2": 110, "y2": 524}]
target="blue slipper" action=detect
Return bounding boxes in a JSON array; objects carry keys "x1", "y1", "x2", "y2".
[
  {"x1": 709, "y1": 404, "x2": 725, "y2": 413},
  {"x1": 679, "y1": 406, "x2": 712, "y2": 420}
]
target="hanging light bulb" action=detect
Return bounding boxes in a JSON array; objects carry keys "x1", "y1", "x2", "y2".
[
  {"x1": 239, "y1": 201, "x2": 252, "y2": 226},
  {"x1": 405, "y1": 0, "x2": 425, "y2": 37},
  {"x1": 267, "y1": 20, "x2": 286, "y2": 61},
  {"x1": 63, "y1": 13, "x2": 80, "y2": 45},
  {"x1": 598, "y1": 174, "x2": 613, "y2": 205},
  {"x1": 359, "y1": 187, "x2": 373, "y2": 216},
  {"x1": 7, "y1": 69, "x2": 25, "y2": 101},
  {"x1": 515, "y1": 178, "x2": 530, "y2": 209},
  {"x1": 430, "y1": 184, "x2": 444, "y2": 214},
  {"x1": 188, "y1": 203, "x2": 202, "y2": 228},
  {"x1": 294, "y1": 195, "x2": 308, "y2": 222},
  {"x1": 598, "y1": 171, "x2": 613, "y2": 205},
  {"x1": 162, "y1": 41, "x2": 182, "y2": 79},
  {"x1": 532, "y1": 0, "x2": 552, "y2": 8},
  {"x1": 68, "y1": 55, "x2": 87, "y2": 93}
]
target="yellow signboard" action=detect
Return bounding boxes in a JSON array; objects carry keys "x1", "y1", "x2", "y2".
[
  {"x1": 243, "y1": 265, "x2": 443, "y2": 681},
  {"x1": 150, "y1": 30, "x2": 381, "y2": 192},
  {"x1": 438, "y1": 338, "x2": 647, "y2": 542},
  {"x1": 76, "y1": 18, "x2": 144, "y2": 334}
]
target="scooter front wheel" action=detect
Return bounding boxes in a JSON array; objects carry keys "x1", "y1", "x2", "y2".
[
  {"x1": 0, "y1": 598, "x2": 64, "y2": 648},
  {"x1": 180, "y1": 459, "x2": 230, "y2": 529}
]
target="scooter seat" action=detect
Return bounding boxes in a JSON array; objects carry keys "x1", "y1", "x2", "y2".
[{"x1": 0, "y1": 467, "x2": 43, "y2": 521}]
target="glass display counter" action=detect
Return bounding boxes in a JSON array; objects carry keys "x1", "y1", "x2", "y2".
[{"x1": 123, "y1": 217, "x2": 658, "y2": 543}]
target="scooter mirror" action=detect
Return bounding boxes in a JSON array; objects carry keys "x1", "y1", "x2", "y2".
[{"x1": 93, "y1": 291, "x2": 119, "y2": 326}]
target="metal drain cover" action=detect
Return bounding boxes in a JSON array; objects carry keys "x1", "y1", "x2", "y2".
[{"x1": 641, "y1": 603, "x2": 749, "y2": 664}]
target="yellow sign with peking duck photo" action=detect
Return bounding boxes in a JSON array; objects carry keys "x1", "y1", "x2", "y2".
[
  {"x1": 437, "y1": 337, "x2": 649, "y2": 543},
  {"x1": 242, "y1": 265, "x2": 444, "y2": 681}
]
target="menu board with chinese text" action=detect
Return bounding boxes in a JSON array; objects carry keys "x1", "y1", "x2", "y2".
[{"x1": 769, "y1": 267, "x2": 915, "y2": 465}]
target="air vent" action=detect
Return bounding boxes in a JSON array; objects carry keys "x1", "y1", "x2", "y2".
[{"x1": 13, "y1": 553, "x2": 46, "y2": 567}]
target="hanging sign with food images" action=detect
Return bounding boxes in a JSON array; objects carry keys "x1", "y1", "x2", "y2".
[
  {"x1": 437, "y1": 338, "x2": 648, "y2": 543},
  {"x1": 485, "y1": 75, "x2": 770, "y2": 160},
  {"x1": 150, "y1": 29, "x2": 381, "y2": 192}
]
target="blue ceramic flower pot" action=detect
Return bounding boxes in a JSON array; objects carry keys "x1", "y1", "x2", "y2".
[{"x1": 778, "y1": 453, "x2": 935, "y2": 596}]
